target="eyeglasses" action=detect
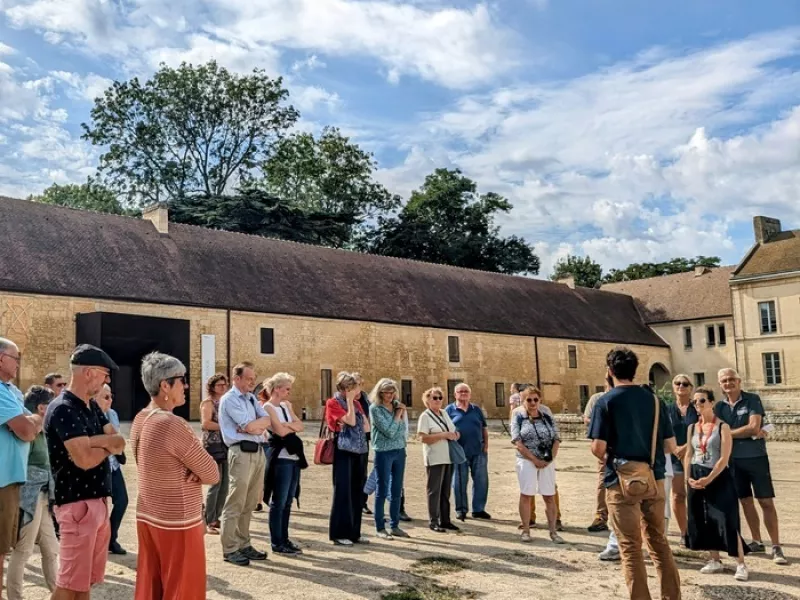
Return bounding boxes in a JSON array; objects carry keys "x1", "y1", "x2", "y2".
[
  {"x1": 674, "y1": 381, "x2": 691, "y2": 388},
  {"x1": 166, "y1": 375, "x2": 187, "y2": 386},
  {"x1": 431, "y1": 395, "x2": 443, "y2": 401},
  {"x1": 214, "y1": 382, "x2": 227, "y2": 388},
  {"x1": 1, "y1": 353, "x2": 20, "y2": 363}
]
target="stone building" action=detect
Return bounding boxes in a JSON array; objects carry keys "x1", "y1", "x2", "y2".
[
  {"x1": 602, "y1": 266, "x2": 736, "y2": 390},
  {"x1": 0, "y1": 196, "x2": 669, "y2": 421}
]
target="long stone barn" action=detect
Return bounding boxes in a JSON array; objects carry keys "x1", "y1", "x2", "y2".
[{"x1": 0, "y1": 196, "x2": 671, "y2": 421}]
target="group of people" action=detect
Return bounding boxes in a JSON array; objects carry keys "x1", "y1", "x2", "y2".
[{"x1": 0, "y1": 333, "x2": 791, "y2": 600}]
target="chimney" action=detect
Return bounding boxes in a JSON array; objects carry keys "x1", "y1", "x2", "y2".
[
  {"x1": 694, "y1": 266, "x2": 710, "y2": 277},
  {"x1": 142, "y1": 203, "x2": 169, "y2": 234},
  {"x1": 753, "y1": 216, "x2": 781, "y2": 244},
  {"x1": 557, "y1": 276, "x2": 576, "y2": 290}
]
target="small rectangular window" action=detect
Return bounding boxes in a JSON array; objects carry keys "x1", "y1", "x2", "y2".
[
  {"x1": 579, "y1": 385, "x2": 590, "y2": 402},
  {"x1": 447, "y1": 379, "x2": 463, "y2": 404},
  {"x1": 568, "y1": 345, "x2": 578, "y2": 369},
  {"x1": 260, "y1": 328, "x2": 275, "y2": 354},
  {"x1": 694, "y1": 372, "x2": 706, "y2": 387},
  {"x1": 595, "y1": 386, "x2": 605, "y2": 394},
  {"x1": 401, "y1": 379, "x2": 413, "y2": 407},
  {"x1": 683, "y1": 327, "x2": 693, "y2": 349},
  {"x1": 320, "y1": 369, "x2": 332, "y2": 405},
  {"x1": 447, "y1": 336, "x2": 460, "y2": 363},
  {"x1": 759, "y1": 301, "x2": 778, "y2": 334},
  {"x1": 718, "y1": 324, "x2": 727, "y2": 346},
  {"x1": 495, "y1": 382, "x2": 505, "y2": 407},
  {"x1": 763, "y1": 353, "x2": 782, "y2": 385},
  {"x1": 706, "y1": 325, "x2": 716, "y2": 347}
]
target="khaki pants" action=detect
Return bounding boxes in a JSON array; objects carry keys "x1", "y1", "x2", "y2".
[
  {"x1": 596, "y1": 458, "x2": 609, "y2": 522},
  {"x1": 220, "y1": 445, "x2": 266, "y2": 555},
  {"x1": 7, "y1": 491, "x2": 59, "y2": 599},
  {"x1": 607, "y1": 480, "x2": 681, "y2": 600}
]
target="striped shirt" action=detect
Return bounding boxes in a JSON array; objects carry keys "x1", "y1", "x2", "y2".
[{"x1": 130, "y1": 408, "x2": 219, "y2": 530}]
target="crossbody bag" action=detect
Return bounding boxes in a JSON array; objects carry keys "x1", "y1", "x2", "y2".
[{"x1": 425, "y1": 409, "x2": 467, "y2": 465}]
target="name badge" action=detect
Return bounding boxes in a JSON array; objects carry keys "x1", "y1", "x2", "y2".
[{"x1": 737, "y1": 408, "x2": 748, "y2": 416}]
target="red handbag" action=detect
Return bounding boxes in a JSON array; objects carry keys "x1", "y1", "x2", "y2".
[{"x1": 314, "y1": 407, "x2": 335, "y2": 465}]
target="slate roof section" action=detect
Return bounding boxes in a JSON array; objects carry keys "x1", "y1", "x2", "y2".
[
  {"x1": 733, "y1": 230, "x2": 800, "y2": 279},
  {"x1": 0, "y1": 196, "x2": 666, "y2": 346},
  {"x1": 602, "y1": 266, "x2": 735, "y2": 324}
]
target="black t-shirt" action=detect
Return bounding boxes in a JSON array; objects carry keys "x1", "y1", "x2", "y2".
[
  {"x1": 714, "y1": 391, "x2": 766, "y2": 460},
  {"x1": 588, "y1": 385, "x2": 675, "y2": 488},
  {"x1": 670, "y1": 402, "x2": 699, "y2": 447},
  {"x1": 44, "y1": 391, "x2": 112, "y2": 506}
]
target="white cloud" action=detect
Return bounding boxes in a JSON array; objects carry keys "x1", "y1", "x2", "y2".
[
  {"x1": 291, "y1": 85, "x2": 340, "y2": 112},
  {"x1": 145, "y1": 33, "x2": 281, "y2": 75},
  {"x1": 50, "y1": 71, "x2": 113, "y2": 102},
  {"x1": 0, "y1": 42, "x2": 16, "y2": 55},
  {"x1": 291, "y1": 54, "x2": 325, "y2": 73}
]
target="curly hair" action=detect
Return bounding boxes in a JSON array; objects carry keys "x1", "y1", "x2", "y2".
[{"x1": 205, "y1": 373, "x2": 228, "y2": 399}]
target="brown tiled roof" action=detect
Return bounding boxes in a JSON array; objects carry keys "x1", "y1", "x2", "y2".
[
  {"x1": 602, "y1": 267, "x2": 735, "y2": 323},
  {"x1": 0, "y1": 197, "x2": 665, "y2": 346},
  {"x1": 733, "y1": 230, "x2": 800, "y2": 279}
]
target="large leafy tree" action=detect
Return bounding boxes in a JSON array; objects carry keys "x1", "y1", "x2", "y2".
[
  {"x1": 29, "y1": 179, "x2": 129, "y2": 215},
  {"x1": 550, "y1": 255, "x2": 603, "y2": 288},
  {"x1": 82, "y1": 60, "x2": 298, "y2": 205},
  {"x1": 169, "y1": 188, "x2": 357, "y2": 247},
  {"x1": 603, "y1": 256, "x2": 721, "y2": 283},
  {"x1": 368, "y1": 168, "x2": 540, "y2": 275}
]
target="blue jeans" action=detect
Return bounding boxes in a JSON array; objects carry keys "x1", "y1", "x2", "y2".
[
  {"x1": 453, "y1": 452, "x2": 488, "y2": 515},
  {"x1": 269, "y1": 458, "x2": 300, "y2": 549},
  {"x1": 109, "y1": 468, "x2": 128, "y2": 545},
  {"x1": 374, "y1": 449, "x2": 406, "y2": 531}
]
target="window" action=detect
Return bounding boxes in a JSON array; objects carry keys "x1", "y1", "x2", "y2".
[
  {"x1": 694, "y1": 372, "x2": 706, "y2": 387},
  {"x1": 706, "y1": 325, "x2": 716, "y2": 347},
  {"x1": 683, "y1": 327, "x2": 693, "y2": 349},
  {"x1": 718, "y1": 324, "x2": 727, "y2": 346},
  {"x1": 320, "y1": 369, "x2": 332, "y2": 405},
  {"x1": 568, "y1": 345, "x2": 578, "y2": 369},
  {"x1": 579, "y1": 385, "x2": 590, "y2": 403},
  {"x1": 495, "y1": 382, "x2": 506, "y2": 407},
  {"x1": 447, "y1": 336, "x2": 460, "y2": 363},
  {"x1": 759, "y1": 301, "x2": 778, "y2": 334},
  {"x1": 447, "y1": 379, "x2": 463, "y2": 404},
  {"x1": 260, "y1": 328, "x2": 275, "y2": 354},
  {"x1": 763, "y1": 353, "x2": 782, "y2": 385},
  {"x1": 595, "y1": 386, "x2": 605, "y2": 394},
  {"x1": 401, "y1": 379, "x2": 413, "y2": 407}
]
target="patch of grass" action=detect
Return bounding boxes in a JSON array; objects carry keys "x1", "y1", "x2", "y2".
[
  {"x1": 381, "y1": 588, "x2": 425, "y2": 600},
  {"x1": 381, "y1": 582, "x2": 475, "y2": 600},
  {"x1": 410, "y1": 556, "x2": 470, "y2": 576}
]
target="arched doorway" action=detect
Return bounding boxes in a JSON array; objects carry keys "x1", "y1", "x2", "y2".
[{"x1": 649, "y1": 363, "x2": 671, "y2": 391}]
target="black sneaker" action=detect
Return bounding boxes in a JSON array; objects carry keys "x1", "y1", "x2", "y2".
[
  {"x1": 362, "y1": 505, "x2": 373, "y2": 515},
  {"x1": 254, "y1": 503, "x2": 264, "y2": 512},
  {"x1": 224, "y1": 550, "x2": 250, "y2": 566},
  {"x1": 748, "y1": 541, "x2": 766, "y2": 553},
  {"x1": 456, "y1": 512, "x2": 467, "y2": 522},
  {"x1": 472, "y1": 511, "x2": 492, "y2": 520},
  {"x1": 429, "y1": 524, "x2": 446, "y2": 533},
  {"x1": 391, "y1": 527, "x2": 410, "y2": 538},
  {"x1": 399, "y1": 511, "x2": 412, "y2": 522},
  {"x1": 442, "y1": 523, "x2": 460, "y2": 532},
  {"x1": 109, "y1": 541, "x2": 127, "y2": 555},
  {"x1": 272, "y1": 544, "x2": 300, "y2": 555},
  {"x1": 588, "y1": 519, "x2": 608, "y2": 533},
  {"x1": 240, "y1": 546, "x2": 268, "y2": 561},
  {"x1": 286, "y1": 540, "x2": 303, "y2": 554}
]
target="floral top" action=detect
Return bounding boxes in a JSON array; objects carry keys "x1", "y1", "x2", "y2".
[{"x1": 511, "y1": 411, "x2": 560, "y2": 461}]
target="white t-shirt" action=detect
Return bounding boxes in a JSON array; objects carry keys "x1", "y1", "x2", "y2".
[
  {"x1": 269, "y1": 402, "x2": 298, "y2": 461},
  {"x1": 417, "y1": 409, "x2": 456, "y2": 466}
]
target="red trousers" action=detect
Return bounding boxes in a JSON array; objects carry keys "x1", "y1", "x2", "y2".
[{"x1": 134, "y1": 521, "x2": 207, "y2": 600}]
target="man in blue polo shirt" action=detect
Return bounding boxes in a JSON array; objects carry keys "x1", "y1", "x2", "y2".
[
  {"x1": 715, "y1": 368, "x2": 788, "y2": 565},
  {"x1": 446, "y1": 383, "x2": 491, "y2": 521},
  {"x1": 0, "y1": 337, "x2": 43, "y2": 591}
]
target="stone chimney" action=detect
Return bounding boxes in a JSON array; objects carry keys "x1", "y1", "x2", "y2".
[
  {"x1": 142, "y1": 203, "x2": 169, "y2": 234},
  {"x1": 753, "y1": 216, "x2": 781, "y2": 244},
  {"x1": 557, "y1": 275, "x2": 576, "y2": 290},
  {"x1": 694, "y1": 266, "x2": 710, "y2": 277}
]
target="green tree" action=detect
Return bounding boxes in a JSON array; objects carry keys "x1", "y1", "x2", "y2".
[
  {"x1": 29, "y1": 179, "x2": 128, "y2": 214},
  {"x1": 550, "y1": 255, "x2": 603, "y2": 288},
  {"x1": 82, "y1": 60, "x2": 298, "y2": 205},
  {"x1": 261, "y1": 127, "x2": 399, "y2": 232},
  {"x1": 169, "y1": 188, "x2": 357, "y2": 247},
  {"x1": 368, "y1": 168, "x2": 540, "y2": 275},
  {"x1": 603, "y1": 256, "x2": 721, "y2": 283}
]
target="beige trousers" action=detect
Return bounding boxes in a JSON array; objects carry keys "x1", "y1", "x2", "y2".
[
  {"x1": 220, "y1": 445, "x2": 266, "y2": 555},
  {"x1": 7, "y1": 491, "x2": 59, "y2": 599}
]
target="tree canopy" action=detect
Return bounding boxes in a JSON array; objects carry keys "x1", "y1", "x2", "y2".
[
  {"x1": 29, "y1": 179, "x2": 129, "y2": 215},
  {"x1": 550, "y1": 255, "x2": 603, "y2": 288},
  {"x1": 602, "y1": 256, "x2": 721, "y2": 283},
  {"x1": 82, "y1": 60, "x2": 298, "y2": 205}
]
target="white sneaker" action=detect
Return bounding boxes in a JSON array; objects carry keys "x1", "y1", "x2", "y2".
[
  {"x1": 734, "y1": 564, "x2": 749, "y2": 582},
  {"x1": 700, "y1": 560, "x2": 724, "y2": 574},
  {"x1": 333, "y1": 539, "x2": 353, "y2": 546},
  {"x1": 376, "y1": 530, "x2": 393, "y2": 540},
  {"x1": 599, "y1": 547, "x2": 621, "y2": 561},
  {"x1": 520, "y1": 532, "x2": 532, "y2": 543}
]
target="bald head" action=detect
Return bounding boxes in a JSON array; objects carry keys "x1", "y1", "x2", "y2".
[{"x1": 0, "y1": 337, "x2": 20, "y2": 382}]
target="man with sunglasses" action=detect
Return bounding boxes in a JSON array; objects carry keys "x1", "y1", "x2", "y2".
[
  {"x1": 45, "y1": 344, "x2": 125, "y2": 600},
  {"x1": 44, "y1": 373, "x2": 66, "y2": 396},
  {"x1": 715, "y1": 368, "x2": 788, "y2": 565}
]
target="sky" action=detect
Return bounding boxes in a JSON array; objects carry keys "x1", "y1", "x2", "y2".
[{"x1": 1, "y1": 0, "x2": 799, "y2": 276}]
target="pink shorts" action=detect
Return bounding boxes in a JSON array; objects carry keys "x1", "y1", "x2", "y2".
[{"x1": 54, "y1": 498, "x2": 111, "y2": 592}]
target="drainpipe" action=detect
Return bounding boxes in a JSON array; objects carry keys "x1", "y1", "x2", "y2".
[
  {"x1": 226, "y1": 309, "x2": 232, "y2": 380},
  {"x1": 534, "y1": 337, "x2": 541, "y2": 389}
]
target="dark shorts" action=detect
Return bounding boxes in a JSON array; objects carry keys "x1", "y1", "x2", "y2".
[
  {"x1": 0, "y1": 483, "x2": 21, "y2": 554},
  {"x1": 732, "y1": 456, "x2": 775, "y2": 499}
]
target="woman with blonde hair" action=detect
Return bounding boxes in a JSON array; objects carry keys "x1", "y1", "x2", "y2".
[
  {"x1": 511, "y1": 385, "x2": 564, "y2": 544},
  {"x1": 326, "y1": 371, "x2": 371, "y2": 545},
  {"x1": 201, "y1": 373, "x2": 229, "y2": 534},
  {"x1": 669, "y1": 373, "x2": 697, "y2": 547},
  {"x1": 368, "y1": 378, "x2": 409, "y2": 539},
  {"x1": 417, "y1": 387, "x2": 460, "y2": 533}
]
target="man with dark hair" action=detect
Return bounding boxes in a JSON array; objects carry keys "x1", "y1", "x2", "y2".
[
  {"x1": 588, "y1": 347, "x2": 681, "y2": 600},
  {"x1": 44, "y1": 373, "x2": 66, "y2": 396}
]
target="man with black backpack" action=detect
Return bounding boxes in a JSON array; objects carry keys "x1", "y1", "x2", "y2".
[{"x1": 588, "y1": 348, "x2": 681, "y2": 600}]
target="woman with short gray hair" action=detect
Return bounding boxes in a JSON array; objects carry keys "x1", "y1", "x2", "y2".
[{"x1": 131, "y1": 352, "x2": 219, "y2": 599}]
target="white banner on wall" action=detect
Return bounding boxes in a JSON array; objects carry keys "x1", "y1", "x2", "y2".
[{"x1": 201, "y1": 335, "x2": 216, "y2": 386}]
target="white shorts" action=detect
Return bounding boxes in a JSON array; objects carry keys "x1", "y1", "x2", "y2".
[{"x1": 515, "y1": 457, "x2": 556, "y2": 497}]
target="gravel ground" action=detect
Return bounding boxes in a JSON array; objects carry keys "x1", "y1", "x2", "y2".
[{"x1": 9, "y1": 431, "x2": 800, "y2": 600}]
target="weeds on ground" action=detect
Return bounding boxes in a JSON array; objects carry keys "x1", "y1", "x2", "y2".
[{"x1": 410, "y1": 556, "x2": 470, "y2": 576}]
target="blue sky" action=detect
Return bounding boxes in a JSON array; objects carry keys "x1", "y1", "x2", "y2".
[{"x1": 1, "y1": 0, "x2": 798, "y2": 275}]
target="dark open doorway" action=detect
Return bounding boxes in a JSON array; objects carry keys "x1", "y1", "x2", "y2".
[{"x1": 76, "y1": 312, "x2": 191, "y2": 421}]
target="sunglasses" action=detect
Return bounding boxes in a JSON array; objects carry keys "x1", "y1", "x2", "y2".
[
  {"x1": 166, "y1": 375, "x2": 187, "y2": 385},
  {"x1": 694, "y1": 398, "x2": 711, "y2": 405},
  {"x1": 674, "y1": 381, "x2": 691, "y2": 388},
  {"x1": 431, "y1": 395, "x2": 443, "y2": 401},
  {"x1": 54, "y1": 382, "x2": 67, "y2": 389},
  {"x1": 526, "y1": 397, "x2": 541, "y2": 404}
]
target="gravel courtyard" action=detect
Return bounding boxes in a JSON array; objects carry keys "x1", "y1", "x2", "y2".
[{"x1": 12, "y1": 432, "x2": 800, "y2": 600}]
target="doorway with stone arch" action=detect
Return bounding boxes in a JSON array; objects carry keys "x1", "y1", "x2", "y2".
[{"x1": 648, "y1": 362, "x2": 671, "y2": 391}]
